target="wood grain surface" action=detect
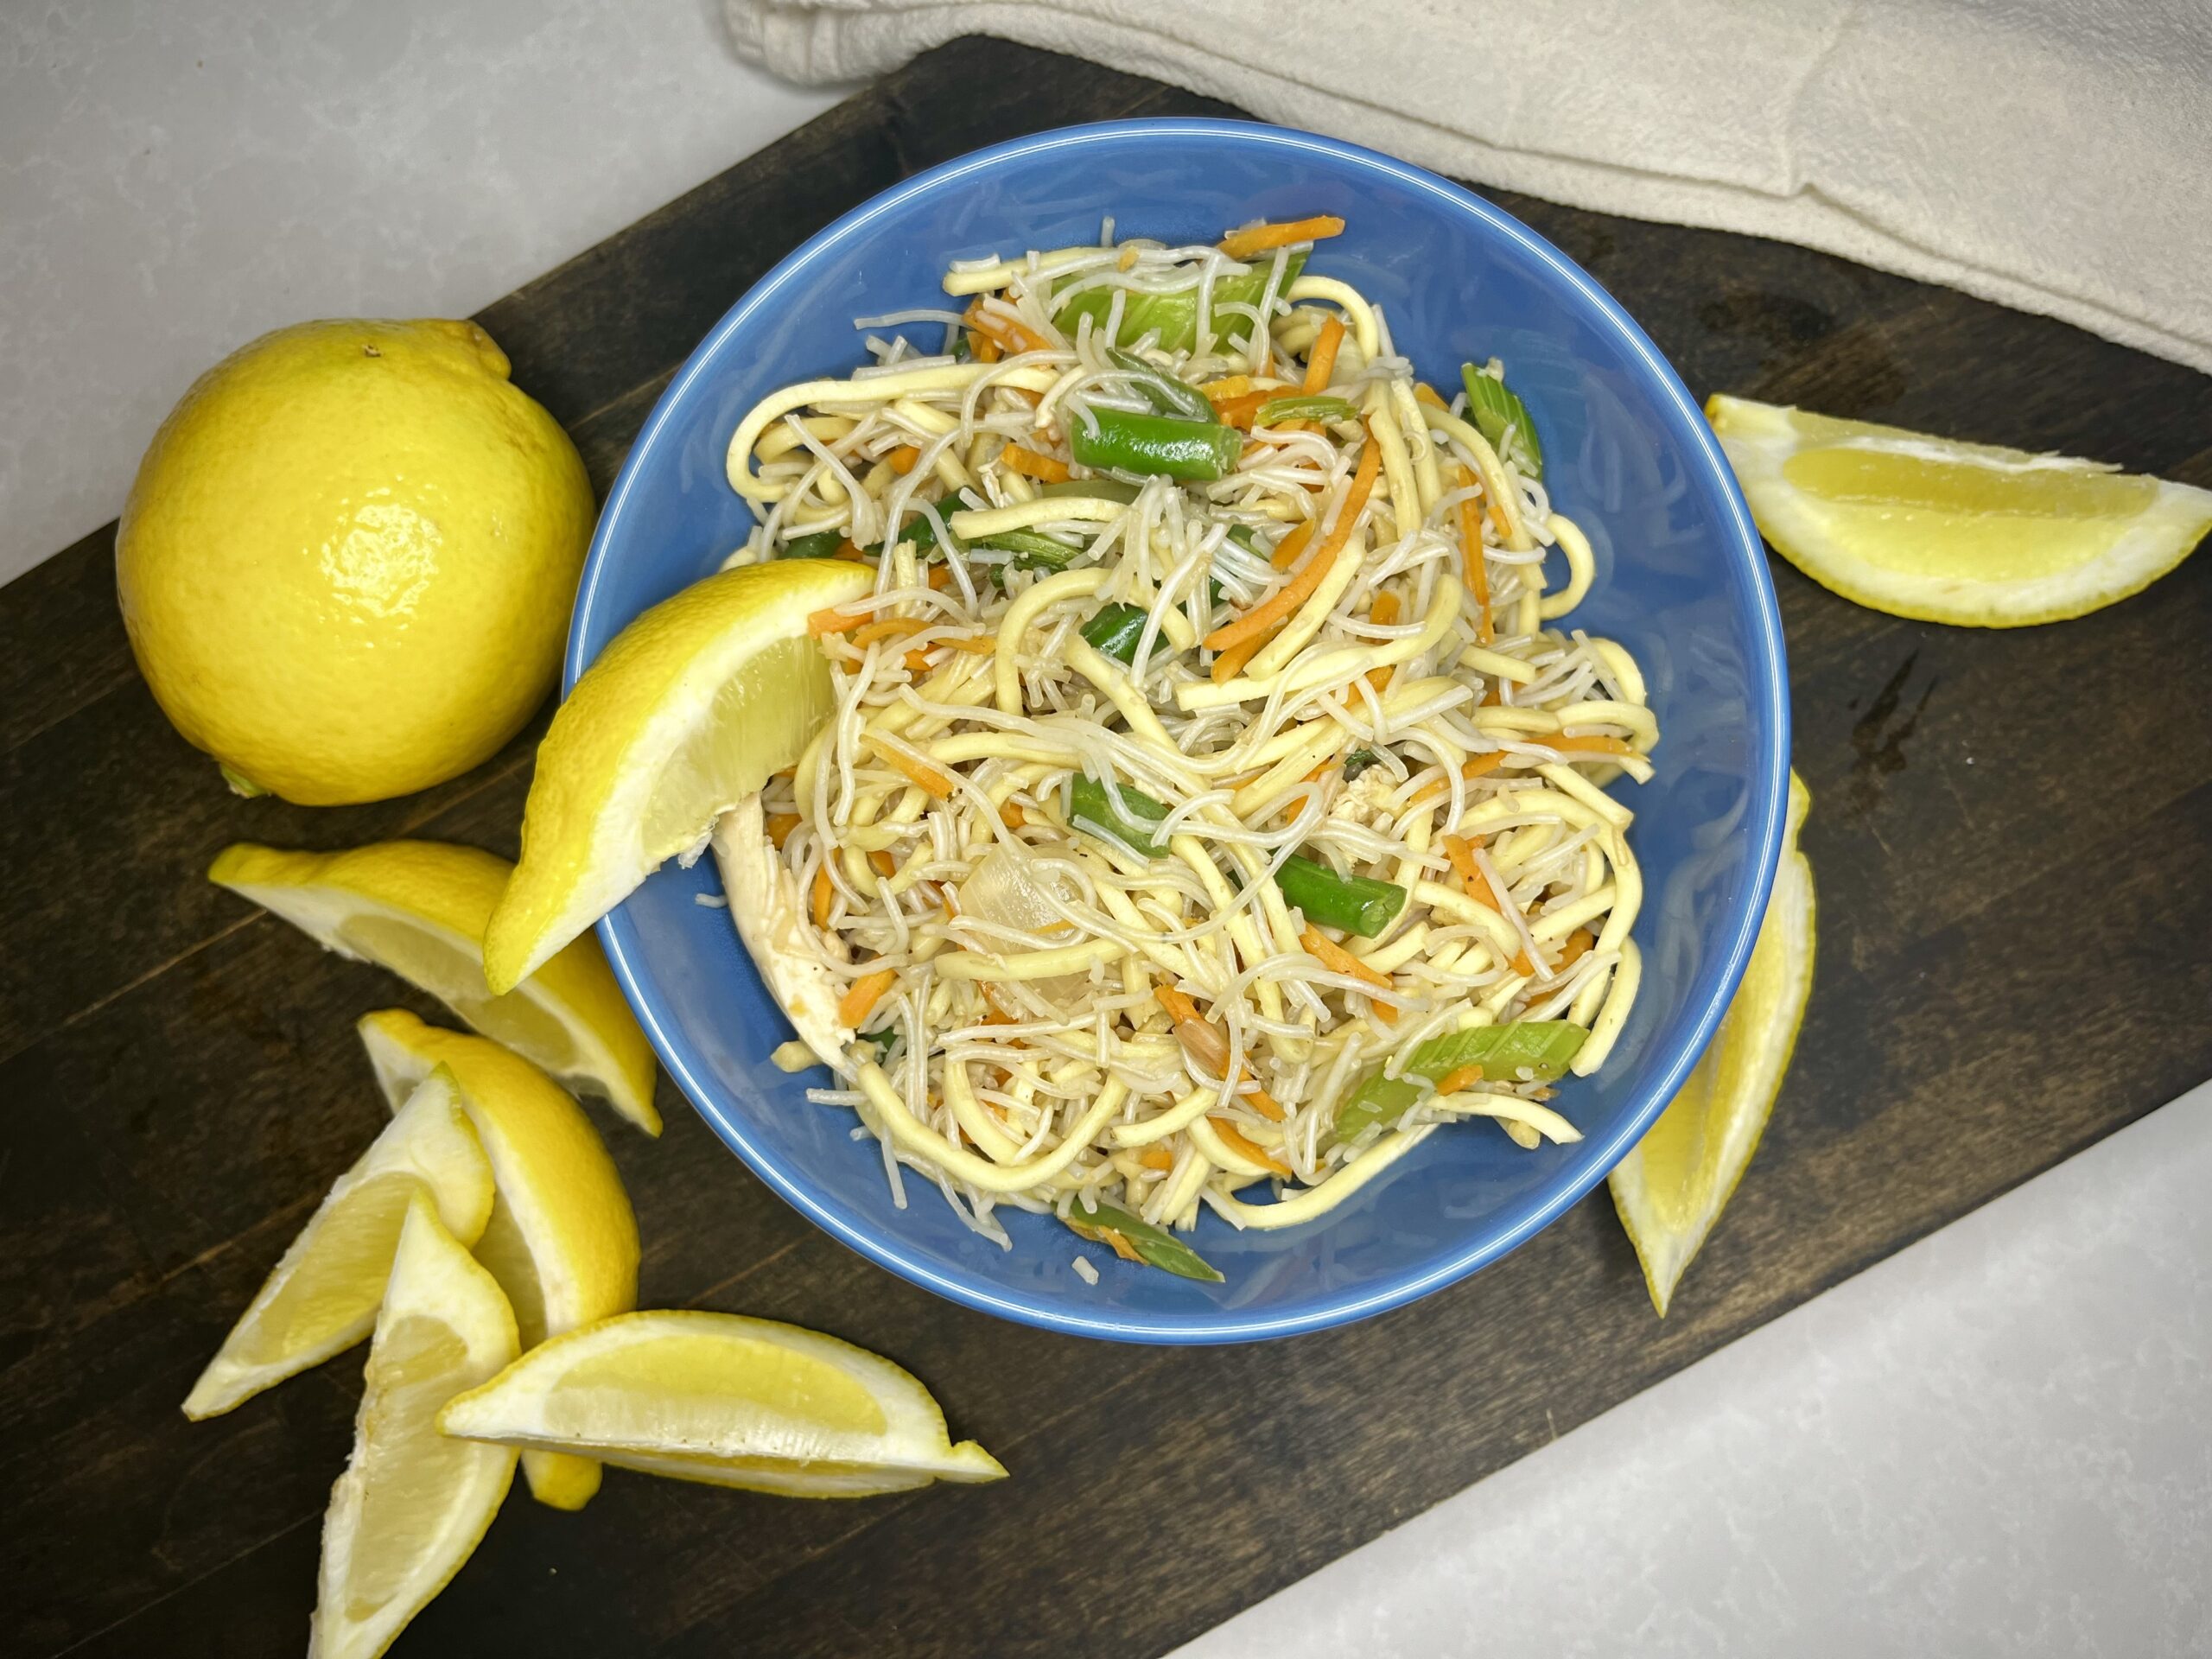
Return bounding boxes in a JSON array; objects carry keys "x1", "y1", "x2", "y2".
[{"x1": 4, "y1": 35, "x2": 2209, "y2": 1659}]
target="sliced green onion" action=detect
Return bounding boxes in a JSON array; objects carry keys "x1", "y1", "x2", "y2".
[
  {"x1": 976, "y1": 528, "x2": 1084, "y2": 569},
  {"x1": 1224, "y1": 524, "x2": 1264, "y2": 556},
  {"x1": 1459, "y1": 361, "x2": 1544, "y2": 480},
  {"x1": 1054, "y1": 251, "x2": 1307, "y2": 353},
  {"x1": 1064, "y1": 1198, "x2": 1224, "y2": 1282},
  {"x1": 1274, "y1": 855, "x2": 1406, "y2": 938},
  {"x1": 779, "y1": 529, "x2": 845, "y2": 560},
  {"x1": 1341, "y1": 748, "x2": 1382, "y2": 780},
  {"x1": 1068, "y1": 775, "x2": 1171, "y2": 857},
  {"x1": 1103, "y1": 346, "x2": 1215, "y2": 423},
  {"x1": 1079, "y1": 602, "x2": 1153, "y2": 664},
  {"x1": 1335, "y1": 1021, "x2": 1589, "y2": 1138},
  {"x1": 1070, "y1": 408, "x2": 1240, "y2": 482},
  {"x1": 1255, "y1": 394, "x2": 1359, "y2": 427}
]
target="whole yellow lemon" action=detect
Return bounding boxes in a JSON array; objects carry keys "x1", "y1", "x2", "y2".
[{"x1": 117, "y1": 318, "x2": 594, "y2": 804}]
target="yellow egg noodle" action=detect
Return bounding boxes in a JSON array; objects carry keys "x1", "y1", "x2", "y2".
[{"x1": 713, "y1": 217, "x2": 1655, "y2": 1278}]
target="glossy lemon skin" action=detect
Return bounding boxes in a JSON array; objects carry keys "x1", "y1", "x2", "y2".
[{"x1": 118, "y1": 318, "x2": 594, "y2": 804}]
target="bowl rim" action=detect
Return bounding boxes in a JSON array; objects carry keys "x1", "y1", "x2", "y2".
[{"x1": 569, "y1": 116, "x2": 1791, "y2": 1344}]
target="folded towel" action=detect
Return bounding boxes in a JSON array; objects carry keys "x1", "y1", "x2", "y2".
[{"x1": 726, "y1": 0, "x2": 2212, "y2": 374}]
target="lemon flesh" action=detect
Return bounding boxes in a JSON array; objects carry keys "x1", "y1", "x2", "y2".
[
  {"x1": 310, "y1": 1195, "x2": 518, "y2": 1659},
  {"x1": 118, "y1": 318, "x2": 594, "y2": 805},
  {"x1": 483, "y1": 558, "x2": 874, "y2": 994},
  {"x1": 1708, "y1": 394, "x2": 2211, "y2": 626},
  {"x1": 1610, "y1": 773, "x2": 1815, "y2": 1316},
  {"x1": 357, "y1": 1009, "x2": 639, "y2": 1510},
  {"x1": 439, "y1": 1309, "x2": 1006, "y2": 1498},
  {"x1": 184, "y1": 1069, "x2": 493, "y2": 1420},
  {"x1": 210, "y1": 839, "x2": 659, "y2": 1134}
]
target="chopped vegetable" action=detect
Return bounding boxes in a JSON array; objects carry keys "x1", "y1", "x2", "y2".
[
  {"x1": 859, "y1": 1027, "x2": 901, "y2": 1059},
  {"x1": 1055, "y1": 253, "x2": 1307, "y2": 353},
  {"x1": 1341, "y1": 748, "x2": 1383, "y2": 780},
  {"x1": 1206, "y1": 433, "x2": 1378, "y2": 651},
  {"x1": 1070, "y1": 408, "x2": 1241, "y2": 482},
  {"x1": 838, "y1": 968, "x2": 897, "y2": 1029},
  {"x1": 1039, "y1": 477, "x2": 1141, "y2": 504},
  {"x1": 1256, "y1": 394, "x2": 1359, "y2": 427},
  {"x1": 864, "y1": 735, "x2": 954, "y2": 799},
  {"x1": 1299, "y1": 925, "x2": 1395, "y2": 1021},
  {"x1": 1218, "y1": 216, "x2": 1345, "y2": 261},
  {"x1": 1064, "y1": 1198, "x2": 1224, "y2": 1282},
  {"x1": 1079, "y1": 602, "x2": 1154, "y2": 664},
  {"x1": 861, "y1": 493, "x2": 963, "y2": 558},
  {"x1": 1068, "y1": 774, "x2": 1171, "y2": 856},
  {"x1": 779, "y1": 529, "x2": 846, "y2": 560},
  {"x1": 1460, "y1": 361, "x2": 1544, "y2": 480},
  {"x1": 1103, "y1": 346, "x2": 1215, "y2": 423},
  {"x1": 1335, "y1": 1021, "x2": 1589, "y2": 1138},
  {"x1": 1274, "y1": 855, "x2": 1406, "y2": 938},
  {"x1": 976, "y1": 528, "x2": 1086, "y2": 574},
  {"x1": 1001, "y1": 442, "x2": 1071, "y2": 484},
  {"x1": 1302, "y1": 315, "x2": 1345, "y2": 392}
]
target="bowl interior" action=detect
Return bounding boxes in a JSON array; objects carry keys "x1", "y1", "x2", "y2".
[{"x1": 570, "y1": 120, "x2": 1788, "y2": 1341}]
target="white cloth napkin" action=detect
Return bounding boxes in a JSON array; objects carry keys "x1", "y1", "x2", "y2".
[{"x1": 726, "y1": 0, "x2": 2212, "y2": 374}]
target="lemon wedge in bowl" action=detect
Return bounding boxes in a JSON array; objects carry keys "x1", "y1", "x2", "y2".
[
  {"x1": 357, "y1": 1009, "x2": 639, "y2": 1510},
  {"x1": 482, "y1": 557, "x2": 874, "y2": 995},
  {"x1": 311, "y1": 1192, "x2": 518, "y2": 1659},
  {"x1": 439, "y1": 1309, "x2": 1007, "y2": 1497},
  {"x1": 1707, "y1": 394, "x2": 2211, "y2": 626},
  {"x1": 1610, "y1": 772, "x2": 1815, "y2": 1317},
  {"x1": 211, "y1": 839, "x2": 659, "y2": 1134},
  {"x1": 184, "y1": 1067, "x2": 493, "y2": 1420}
]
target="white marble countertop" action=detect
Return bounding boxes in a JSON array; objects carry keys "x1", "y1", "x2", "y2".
[{"x1": 4, "y1": 4, "x2": 2206, "y2": 1653}]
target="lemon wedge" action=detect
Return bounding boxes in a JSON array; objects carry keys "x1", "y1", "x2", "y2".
[
  {"x1": 482, "y1": 558, "x2": 874, "y2": 995},
  {"x1": 357, "y1": 1009, "x2": 639, "y2": 1510},
  {"x1": 311, "y1": 1192, "x2": 518, "y2": 1659},
  {"x1": 1707, "y1": 394, "x2": 2211, "y2": 626},
  {"x1": 1609, "y1": 772, "x2": 1815, "y2": 1316},
  {"x1": 211, "y1": 839, "x2": 660, "y2": 1134},
  {"x1": 439, "y1": 1309, "x2": 1007, "y2": 1497},
  {"x1": 184, "y1": 1068, "x2": 493, "y2": 1420}
]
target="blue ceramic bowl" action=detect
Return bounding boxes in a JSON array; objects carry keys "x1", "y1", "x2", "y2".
[{"x1": 569, "y1": 119, "x2": 1789, "y2": 1342}]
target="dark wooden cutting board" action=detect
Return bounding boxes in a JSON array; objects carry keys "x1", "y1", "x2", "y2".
[{"x1": 4, "y1": 35, "x2": 2208, "y2": 1659}]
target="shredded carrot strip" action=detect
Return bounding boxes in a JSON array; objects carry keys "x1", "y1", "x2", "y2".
[
  {"x1": 887, "y1": 444, "x2": 919, "y2": 475},
  {"x1": 1001, "y1": 442, "x2": 1070, "y2": 484},
  {"x1": 1000, "y1": 800, "x2": 1026, "y2": 830},
  {"x1": 1154, "y1": 986, "x2": 1201, "y2": 1025},
  {"x1": 1211, "y1": 1116, "x2": 1294, "y2": 1175},
  {"x1": 1137, "y1": 1146, "x2": 1175, "y2": 1172},
  {"x1": 963, "y1": 297, "x2": 1054, "y2": 357},
  {"x1": 1300, "y1": 925, "x2": 1395, "y2": 1021},
  {"x1": 1268, "y1": 518, "x2": 1317, "y2": 572},
  {"x1": 1217, "y1": 215, "x2": 1346, "y2": 261},
  {"x1": 1366, "y1": 590, "x2": 1400, "y2": 692},
  {"x1": 1441, "y1": 835, "x2": 1480, "y2": 883},
  {"x1": 1480, "y1": 682, "x2": 1503, "y2": 707},
  {"x1": 1206, "y1": 431, "x2": 1379, "y2": 652},
  {"x1": 941, "y1": 633, "x2": 995, "y2": 653},
  {"x1": 833, "y1": 539, "x2": 867, "y2": 562},
  {"x1": 969, "y1": 333, "x2": 1001, "y2": 364},
  {"x1": 1302, "y1": 315, "x2": 1344, "y2": 393},
  {"x1": 1546, "y1": 734, "x2": 1635, "y2": 755},
  {"x1": 865, "y1": 735, "x2": 954, "y2": 799},
  {"x1": 1301, "y1": 760, "x2": 1333, "y2": 785},
  {"x1": 765, "y1": 812, "x2": 800, "y2": 849},
  {"x1": 810, "y1": 865, "x2": 833, "y2": 929},
  {"x1": 977, "y1": 980, "x2": 1020, "y2": 1023},
  {"x1": 926, "y1": 563, "x2": 956, "y2": 588},
  {"x1": 1555, "y1": 928, "x2": 1596, "y2": 971},
  {"x1": 1243, "y1": 1084, "x2": 1287, "y2": 1122},
  {"x1": 1409, "y1": 750, "x2": 1510, "y2": 807},
  {"x1": 1213, "y1": 389, "x2": 1273, "y2": 430},
  {"x1": 1456, "y1": 466, "x2": 1492, "y2": 644},
  {"x1": 852, "y1": 616, "x2": 929, "y2": 648},
  {"x1": 1156, "y1": 988, "x2": 1285, "y2": 1118},
  {"x1": 838, "y1": 968, "x2": 897, "y2": 1029},
  {"x1": 904, "y1": 648, "x2": 931, "y2": 674},
  {"x1": 868, "y1": 849, "x2": 897, "y2": 878},
  {"x1": 1210, "y1": 632, "x2": 1267, "y2": 683},
  {"x1": 808, "y1": 604, "x2": 871, "y2": 636},
  {"x1": 1414, "y1": 381, "x2": 1449, "y2": 410},
  {"x1": 1202, "y1": 374, "x2": 1253, "y2": 401},
  {"x1": 1435, "y1": 1063, "x2": 1485, "y2": 1095}
]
